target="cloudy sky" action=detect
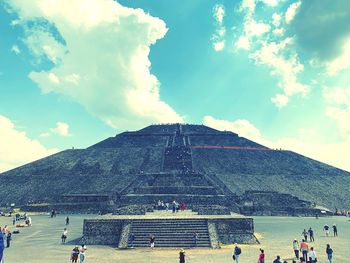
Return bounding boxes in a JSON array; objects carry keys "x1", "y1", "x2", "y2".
[{"x1": 1, "y1": 0, "x2": 350, "y2": 172}]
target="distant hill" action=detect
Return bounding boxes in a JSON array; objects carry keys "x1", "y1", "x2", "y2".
[{"x1": 1, "y1": 124, "x2": 349, "y2": 209}]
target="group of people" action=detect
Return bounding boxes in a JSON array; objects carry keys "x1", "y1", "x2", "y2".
[
  {"x1": 155, "y1": 200, "x2": 187, "y2": 213},
  {"x1": 70, "y1": 245, "x2": 87, "y2": 263},
  {"x1": 231, "y1": 242, "x2": 334, "y2": 263},
  {"x1": 323, "y1": 224, "x2": 337, "y2": 237}
]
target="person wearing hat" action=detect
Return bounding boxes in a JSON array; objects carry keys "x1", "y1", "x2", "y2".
[{"x1": 179, "y1": 248, "x2": 185, "y2": 263}]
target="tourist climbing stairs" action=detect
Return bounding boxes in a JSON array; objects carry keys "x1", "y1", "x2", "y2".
[{"x1": 129, "y1": 218, "x2": 211, "y2": 247}]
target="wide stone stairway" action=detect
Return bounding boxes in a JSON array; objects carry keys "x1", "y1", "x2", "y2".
[{"x1": 129, "y1": 218, "x2": 211, "y2": 248}]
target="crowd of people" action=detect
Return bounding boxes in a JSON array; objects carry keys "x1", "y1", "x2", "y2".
[
  {"x1": 156, "y1": 200, "x2": 187, "y2": 213},
  {"x1": 230, "y1": 223, "x2": 338, "y2": 263}
]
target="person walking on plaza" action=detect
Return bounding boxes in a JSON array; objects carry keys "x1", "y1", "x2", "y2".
[
  {"x1": 66, "y1": 216, "x2": 70, "y2": 226},
  {"x1": 258, "y1": 248, "x2": 265, "y2": 263},
  {"x1": 70, "y1": 246, "x2": 79, "y2": 263},
  {"x1": 308, "y1": 227, "x2": 314, "y2": 242},
  {"x1": 79, "y1": 245, "x2": 87, "y2": 263},
  {"x1": 302, "y1": 229, "x2": 308, "y2": 241},
  {"x1": 6, "y1": 232, "x2": 12, "y2": 248},
  {"x1": 293, "y1": 239, "x2": 300, "y2": 259},
  {"x1": 232, "y1": 243, "x2": 241, "y2": 263},
  {"x1": 300, "y1": 239, "x2": 309, "y2": 261},
  {"x1": 61, "y1": 228, "x2": 68, "y2": 244},
  {"x1": 273, "y1": 255, "x2": 282, "y2": 263},
  {"x1": 0, "y1": 229, "x2": 4, "y2": 263},
  {"x1": 323, "y1": 224, "x2": 330, "y2": 236},
  {"x1": 332, "y1": 224, "x2": 337, "y2": 237},
  {"x1": 326, "y1": 244, "x2": 333, "y2": 263},
  {"x1": 179, "y1": 248, "x2": 185, "y2": 263},
  {"x1": 309, "y1": 247, "x2": 317, "y2": 263}
]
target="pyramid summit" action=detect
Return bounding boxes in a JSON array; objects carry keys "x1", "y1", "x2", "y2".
[{"x1": 1, "y1": 123, "x2": 350, "y2": 211}]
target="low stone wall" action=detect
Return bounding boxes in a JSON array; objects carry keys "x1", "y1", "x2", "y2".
[
  {"x1": 82, "y1": 217, "x2": 258, "y2": 247},
  {"x1": 113, "y1": 205, "x2": 153, "y2": 215},
  {"x1": 209, "y1": 218, "x2": 258, "y2": 244},
  {"x1": 82, "y1": 219, "x2": 129, "y2": 246}
]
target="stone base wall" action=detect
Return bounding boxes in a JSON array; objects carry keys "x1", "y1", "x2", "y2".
[
  {"x1": 209, "y1": 218, "x2": 258, "y2": 244},
  {"x1": 82, "y1": 219, "x2": 129, "y2": 246}
]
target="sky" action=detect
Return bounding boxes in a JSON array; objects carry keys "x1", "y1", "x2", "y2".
[{"x1": 0, "y1": 0, "x2": 350, "y2": 172}]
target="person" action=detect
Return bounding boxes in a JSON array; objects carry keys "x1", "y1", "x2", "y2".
[
  {"x1": 258, "y1": 248, "x2": 265, "y2": 263},
  {"x1": 299, "y1": 257, "x2": 306, "y2": 263},
  {"x1": 128, "y1": 232, "x2": 135, "y2": 248},
  {"x1": 293, "y1": 239, "x2": 300, "y2": 259},
  {"x1": 309, "y1": 247, "x2": 317, "y2": 263},
  {"x1": 332, "y1": 224, "x2": 337, "y2": 237},
  {"x1": 273, "y1": 255, "x2": 282, "y2": 263},
  {"x1": 172, "y1": 201, "x2": 176, "y2": 213},
  {"x1": 300, "y1": 239, "x2": 309, "y2": 261},
  {"x1": 12, "y1": 217, "x2": 15, "y2": 226},
  {"x1": 179, "y1": 248, "x2": 185, "y2": 263},
  {"x1": 0, "y1": 229, "x2": 4, "y2": 263},
  {"x1": 193, "y1": 232, "x2": 199, "y2": 247},
  {"x1": 66, "y1": 216, "x2": 70, "y2": 226},
  {"x1": 308, "y1": 227, "x2": 314, "y2": 242},
  {"x1": 302, "y1": 229, "x2": 308, "y2": 241},
  {"x1": 233, "y1": 243, "x2": 241, "y2": 263},
  {"x1": 70, "y1": 246, "x2": 79, "y2": 263},
  {"x1": 6, "y1": 232, "x2": 12, "y2": 248},
  {"x1": 326, "y1": 244, "x2": 333, "y2": 263},
  {"x1": 79, "y1": 245, "x2": 87, "y2": 263},
  {"x1": 61, "y1": 228, "x2": 68, "y2": 244},
  {"x1": 150, "y1": 234, "x2": 155, "y2": 249},
  {"x1": 323, "y1": 224, "x2": 329, "y2": 236}
]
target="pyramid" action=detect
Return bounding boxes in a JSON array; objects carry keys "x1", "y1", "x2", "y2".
[{"x1": 1, "y1": 123, "x2": 349, "y2": 211}]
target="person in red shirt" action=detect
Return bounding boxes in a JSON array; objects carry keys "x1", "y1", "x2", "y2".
[
  {"x1": 258, "y1": 248, "x2": 265, "y2": 263},
  {"x1": 300, "y1": 239, "x2": 309, "y2": 261}
]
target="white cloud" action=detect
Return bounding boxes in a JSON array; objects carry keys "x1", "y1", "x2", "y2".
[
  {"x1": 213, "y1": 41, "x2": 225, "y2": 51},
  {"x1": 0, "y1": 115, "x2": 58, "y2": 172},
  {"x1": 212, "y1": 4, "x2": 226, "y2": 52},
  {"x1": 203, "y1": 115, "x2": 262, "y2": 142},
  {"x1": 326, "y1": 38, "x2": 350, "y2": 75},
  {"x1": 213, "y1": 4, "x2": 225, "y2": 24},
  {"x1": 272, "y1": 13, "x2": 281, "y2": 27},
  {"x1": 250, "y1": 38, "x2": 308, "y2": 105},
  {"x1": 260, "y1": 0, "x2": 279, "y2": 7},
  {"x1": 203, "y1": 115, "x2": 350, "y2": 172},
  {"x1": 244, "y1": 19, "x2": 271, "y2": 37},
  {"x1": 271, "y1": 93, "x2": 289, "y2": 108},
  {"x1": 235, "y1": 36, "x2": 251, "y2": 50},
  {"x1": 324, "y1": 86, "x2": 350, "y2": 137},
  {"x1": 272, "y1": 28, "x2": 284, "y2": 35},
  {"x1": 7, "y1": 0, "x2": 183, "y2": 129},
  {"x1": 50, "y1": 122, "x2": 70, "y2": 136},
  {"x1": 11, "y1": 44, "x2": 20, "y2": 54},
  {"x1": 285, "y1": 1, "x2": 301, "y2": 24}
]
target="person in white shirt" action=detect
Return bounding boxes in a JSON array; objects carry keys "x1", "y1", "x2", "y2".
[{"x1": 309, "y1": 247, "x2": 317, "y2": 263}]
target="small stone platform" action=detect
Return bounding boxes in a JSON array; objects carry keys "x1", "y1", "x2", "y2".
[{"x1": 81, "y1": 210, "x2": 258, "y2": 248}]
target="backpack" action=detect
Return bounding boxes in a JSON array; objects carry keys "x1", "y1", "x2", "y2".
[{"x1": 236, "y1": 247, "x2": 242, "y2": 255}]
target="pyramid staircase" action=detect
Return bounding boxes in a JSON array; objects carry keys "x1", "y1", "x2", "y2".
[{"x1": 129, "y1": 218, "x2": 211, "y2": 248}]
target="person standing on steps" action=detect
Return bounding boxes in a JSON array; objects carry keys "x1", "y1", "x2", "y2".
[
  {"x1": 193, "y1": 232, "x2": 199, "y2": 248},
  {"x1": 128, "y1": 232, "x2": 135, "y2": 248},
  {"x1": 179, "y1": 248, "x2": 185, "y2": 263},
  {"x1": 232, "y1": 243, "x2": 241, "y2": 263},
  {"x1": 150, "y1": 234, "x2": 155, "y2": 249}
]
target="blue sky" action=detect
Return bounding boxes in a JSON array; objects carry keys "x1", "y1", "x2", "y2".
[{"x1": 1, "y1": 0, "x2": 350, "y2": 172}]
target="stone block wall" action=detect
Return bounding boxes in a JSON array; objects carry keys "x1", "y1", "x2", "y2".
[{"x1": 82, "y1": 219, "x2": 128, "y2": 245}]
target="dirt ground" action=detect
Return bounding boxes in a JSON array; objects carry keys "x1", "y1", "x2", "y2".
[{"x1": 1, "y1": 214, "x2": 349, "y2": 262}]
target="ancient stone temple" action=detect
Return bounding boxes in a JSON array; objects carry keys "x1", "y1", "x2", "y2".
[{"x1": 1, "y1": 123, "x2": 349, "y2": 247}]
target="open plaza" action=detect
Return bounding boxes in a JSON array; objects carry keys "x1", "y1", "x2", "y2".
[{"x1": 1, "y1": 213, "x2": 349, "y2": 262}]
